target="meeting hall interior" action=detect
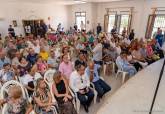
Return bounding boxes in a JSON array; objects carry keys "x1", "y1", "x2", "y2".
[{"x1": 0, "y1": 0, "x2": 165, "y2": 114}]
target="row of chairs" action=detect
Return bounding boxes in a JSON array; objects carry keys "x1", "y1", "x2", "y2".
[{"x1": 103, "y1": 60, "x2": 128, "y2": 84}]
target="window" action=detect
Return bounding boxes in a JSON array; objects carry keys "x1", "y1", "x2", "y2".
[
  {"x1": 75, "y1": 12, "x2": 86, "y2": 30},
  {"x1": 108, "y1": 15, "x2": 116, "y2": 33},
  {"x1": 152, "y1": 15, "x2": 165, "y2": 37},
  {"x1": 119, "y1": 15, "x2": 130, "y2": 34},
  {"x1": 106, "y1": 14, "x2": 131, "y2": 34}
]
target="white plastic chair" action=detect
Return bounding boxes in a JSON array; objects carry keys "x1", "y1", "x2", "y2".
[
  {"x1": 44, "y1": 69, "x2": 56, "y2": 103},
  {"x1": 69, "y1": 83, "x2": 98, "y2": 114},
  {"x1": 103, "y1": 61, "x2": 115, "y2": 76},
  {"x1": 115, "y1": 59, "x2": 128, "y2": 84},
  {"x1": 0, "y1": 80, "x2": 26, "y2": 99},
  {"x1": 68, "y1": 87, "x2": 80, "y2": 114},
  {"x1": 0, "y1": 80, "x2": 35, "y2": 114}
]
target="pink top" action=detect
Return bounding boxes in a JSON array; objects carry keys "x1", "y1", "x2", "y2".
[
  {"x1": 59, "y1": 61, "x2": 73, "y2": 79},
  {"x1": 146, "y1": 45, "x2": 154, "y2": 57},
  {"x1": 37, "y1": 63, "x2": 47, "y2": 74}
]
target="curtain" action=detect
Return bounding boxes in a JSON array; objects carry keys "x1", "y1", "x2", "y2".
[
  {"x1": 145, "y1": 8, "x2": 157, "y2": 39},
  {"x1": 104, "y1": 15, "x2": 109, "y2": 33}
]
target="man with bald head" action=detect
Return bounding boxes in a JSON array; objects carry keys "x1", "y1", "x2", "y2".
[{"x1": 85, "y1": 61, "x2": 111, "y2": 99}]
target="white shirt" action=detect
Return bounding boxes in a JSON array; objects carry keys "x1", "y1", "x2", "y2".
[
  {"x1": 21, "y1": 73, "x2": 42, "y2": 86},
  {"x1": 69, "y1": 71, "x2": 90, "y2": 93},
  {"x1": 21, "y1": 74, "x2": 34, "y2": 86},
  {"x1": 25, "y1": 25, "x2": 31, "y2": 34},
  {"x1": 93, "y1": 43, "x2": 102, "y2": 61},
  {"x1": 123, "y1": 38, "x2": 131, "y2": 45},
  {"x1": 33, "y1": 45, "x2": 40, "y2": 54},
  {"x1": 110, "y1": 41, "x2": 116, "y2": 48},
  {"x1": 116, "y1": 46, "x2": 121, "y2": 55}
]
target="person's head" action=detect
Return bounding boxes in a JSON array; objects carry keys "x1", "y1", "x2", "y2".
[
  {"x1": 62, "y1": 54, "x2": 69, "y2": 63},
  {"x1": 3, "y1": 63, "x2": 11, "y2": 71},
  {"x1": 120, "y1": 51, "x2": 127, "y2": 59},
  {"x1": 8, "y1": 86, "x2": 22, "y2": 99},
  {"x1": 88, "y1": 61, "x2": 94, "y2": 70},
  {"x1": 98, "y1": 23, "x2": 100, "y2": 26},
  {"x1": 62, "y1": 47, "x2": 69, "y2": 54},
  {"x1": 131, "y1": 29, "x2": 134, "y2": 33},
  {"x1": 37, "y1": 56, "x2": 43, "y2": 63},
  {"x1": 75, "y1": 64, "x2": 85, "y2": 76},
  {"x1": 79, "y1": 52, "x2": 85, "y2": 61},
  {"x1": 36, "y1": 78, "x2": 47, "y2": 90},
  {"x1": 53, "y1": 71, "x2": 62, "y2": 84},
  {"x1": 0, "y1": 50, "x2": 6, "y2": 59},
  {"x1": 19, "y1": 57, "x2": 27, "y2": 64},
  {"x1": 15, "y1": 51, "x2": 21, "y2": 58},
  {"x1": 29, "y1": 48, "x2": 35, "y2": 55},
  {"x1": 50, "y1": 49, "x2": 55, "y2": 58},
  {"x1": 9, "y1": 25, "x2": 12, "y2": 28}
]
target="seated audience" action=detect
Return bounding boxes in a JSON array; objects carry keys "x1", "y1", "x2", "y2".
[
  {"x1": 116, "y1": 52, "x2": 137, "y2": 76},
  {"x1": 36, "y1": 56, "x2": 48, "y2": 75},
  {"x1": 0, "y1": 63, "x2": 15, "y2": 84},
  {"x1": 0, "y1": 50, "x2": 11, "y2": 69},
  {"x1": 34, "y1": 78, "x2": 57, "y2": 114},
  {"x1": 48, "y1": 49, "x2": 59, "y2": 70},
  {"x1": 85, "y1": 61, "x2": 111, "y2": 99},
  {"x1": 39, "y1": 46, "x2": 49, "y2": 61},
  {"x1": 70, "y1": 64, "x2": 94, "y2": 112},
  {"x1": 18, "y1": 57, "x2": 32, "y2": 77},
  {"x1": 0, "y1": 86, "x2": 32, "y2": 114},
  {"x1": 27, "y1": 48, "x2": 38, "y2": 65},
  {"x1": 75, "y1": 52, "x2": 87, "y2": 68},
  {"x1": 59, "y1": 54, "x2": 73, "y2": 80},
  {"x1": 52, "y1": 71, "x2": 77, "y2": 114}
]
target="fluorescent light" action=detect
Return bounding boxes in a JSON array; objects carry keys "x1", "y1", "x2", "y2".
[{"x1": 74, "y1": 0, "x2": 86, "y2": 3}]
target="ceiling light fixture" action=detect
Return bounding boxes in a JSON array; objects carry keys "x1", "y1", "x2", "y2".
[{"x1": 74, "y1": 0, "x2": 87, "y2": 4}]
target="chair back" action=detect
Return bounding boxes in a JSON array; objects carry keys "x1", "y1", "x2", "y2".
[
  {"x1": 0, "y1": 80, "x2": 26, "y2": 99},
  {"x1": 44, "y1": 69, "x2": 56, "y2": 85},
  {"x1": 116, "y1": 58, "x2": 123, "y2": 71}
]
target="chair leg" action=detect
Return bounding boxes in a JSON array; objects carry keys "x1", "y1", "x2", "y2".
[
  {"x1": 94, "y1": 89, "x2": 98, "y2": 104},
  {"x1": 76, "y1": 98, "x2": 80, "y2": 114},
  {"x1": 122, "y1": 72, "x2": 126, "y2": 84},
  {"x1": 112, "y1": 63, "x2": 115, "y2": 74},
  {"x1": 116, "y1": 71, "x2": 119, "y2": 79},
  {"x1": 103, "y1": 64, "x2": 106, "y2": 76}
]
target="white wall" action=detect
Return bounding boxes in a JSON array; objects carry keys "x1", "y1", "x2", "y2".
[
  {"x1": 68, "y1": 0, "x2": 165, "y2": 38},
  {"x1": 0, "y1": 2, "x2": 69, "y2": 38}
]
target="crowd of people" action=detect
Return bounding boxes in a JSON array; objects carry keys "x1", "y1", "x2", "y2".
[{"x1": 0, "y1": 23, "x2": 164, "y2": 114}]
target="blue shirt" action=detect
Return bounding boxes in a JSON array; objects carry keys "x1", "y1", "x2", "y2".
[
  {"x1": 0, "y1": 57, "x2": 11, "y2": 69},
  {"x1": 85, "y1": 64, "x2": 101, "y2": 82}
]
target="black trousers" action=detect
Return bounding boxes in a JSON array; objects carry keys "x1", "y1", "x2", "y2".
[
  {"x1": 77, "y1": 89, "x2": 94, "y2": 107},
  {"x1": 93, "y1": 79, "x2": 111, "y2": 98},
  {"x1": 131, "y1": 62, "x2": 143, "y2": 71}
]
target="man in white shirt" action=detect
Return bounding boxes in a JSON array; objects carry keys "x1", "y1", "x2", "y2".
[
  {"x1": 92, "y1": 39, "x2": 103, "y2": 65},
  {"x1": 70, "y1": 64, "x2": 94, "y2": 112}
]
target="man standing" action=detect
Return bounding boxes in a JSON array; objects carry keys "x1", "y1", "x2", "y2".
[
  {"x1": 8, "y1": 25, "x2": 15, "y2": 38},
  {"x1": 97, "y1": 23, "x2": 102, "y2": 35},
  {"x1": 92, "y1": 39, "x2": 103, "y2": 65}
]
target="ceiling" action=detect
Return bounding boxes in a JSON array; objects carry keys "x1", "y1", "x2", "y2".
[{"x1": 0, "y1": 0, "x2": 129, "y2": 5}]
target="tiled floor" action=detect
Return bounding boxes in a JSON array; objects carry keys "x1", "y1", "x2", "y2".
[{"x1": 79, "y1": 73, "x2": 123, "y2": 114}]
